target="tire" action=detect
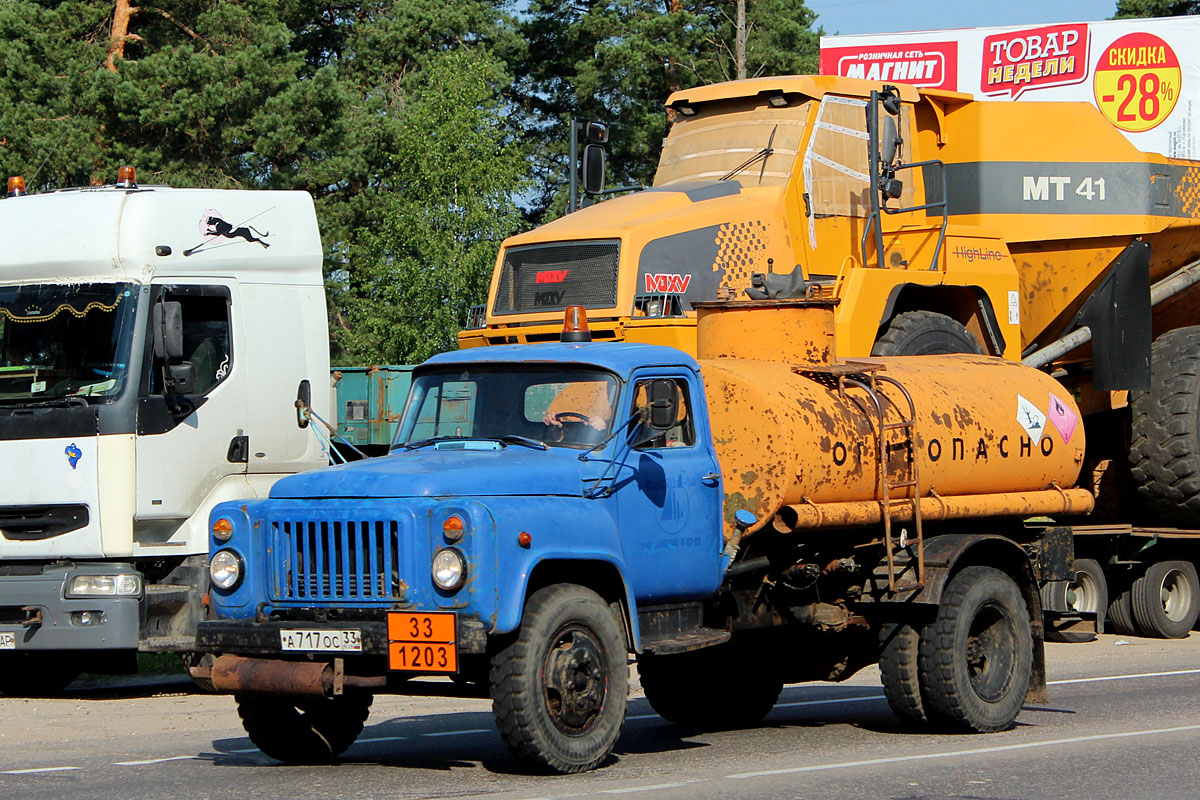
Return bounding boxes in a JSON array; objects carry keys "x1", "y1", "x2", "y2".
[
  {"x1": 236, "y1": 693, "x2": 372, "y2": 763},
  {"x1": 1129, "y1": 327, "x2": 1200, "y2": 525},
  {"x1": 1131, "y1": 560, "x2": 1200, "y2": 639},
  {"x1": 0, "y1": 653, "x2": 81, "y2": 696},
  {"x1": 871, "y1": 311, "x2": 985, "y2": 356},
  {"x1": 917, "y1": 566, "x2": 1032, "y2": 733},
  {"x1": 1046, "y1": 558, "x2": 1108, "y2": 643},
  {"x1": 638, "y1": 645, "x2": 781, "y2": 729},
  {"x1": 490, "y1": 584, "x2": 628, "y2": 774},
  {"x1": 878, "y1": 622, "x2": 929, "y2": 726},
  {"x1": 1106, "y1": 581, "x2": 1139, "y2": 636}
]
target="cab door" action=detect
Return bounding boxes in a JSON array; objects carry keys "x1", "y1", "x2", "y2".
[
  {"x1": 613, "y1": 371, "x2": 724, "y2": 603},
  {"x1": 134, "y1": 281, "x2": 248, "y2": 547}
]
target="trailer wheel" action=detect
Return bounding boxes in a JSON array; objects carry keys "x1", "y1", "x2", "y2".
[
  {"x1": 1131, "y1": 560, "x2": 1200, "y2": 639},
  {"x1": 1106, "y1": 580, "x2": 1139, "y2": 636},
  {"x1": 918, "y1": 566, "x2": 1032, "y2": 733},
  {"x1": 0, "y1": 653, "x2": 81, "y2": 696},
  {"x1": 1130, "y1": 327, "x2": 1200, "y2": 525},
  {"x1": 871, "y1": 311, "x2": 985, "y2": 356},
  {"x1": 235, "y1": 693, "x2": 372, "y2": 763},
  {"x1": 638, "y1": 646, "x2": 782, "y2": 729},
  {"x1": 1046, "y1": 559, "x2": 1108, "y2": 643},
  {"x1": 490, "y1": 584, "x2": 627, "y2": 774},
  {"x1": 878, "y1": 622, "x2": 930, "y2": 726}
]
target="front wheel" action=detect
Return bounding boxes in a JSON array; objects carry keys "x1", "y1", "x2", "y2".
[
  {"x1": 490, "y1": 584, "x2": 628, "y2": 774},
  {"x1": 0, "y1": 653, "x2": 81, "y2": 697},
  {"x1": 871, "y1": 311, "x2": 985, "y2": 356},
  {"x1": 236, "y1": 693, "x2": 372, "y2": 763},
  {"x1": 918, "y1": 566, "x2": 1032, "y2": 733}
]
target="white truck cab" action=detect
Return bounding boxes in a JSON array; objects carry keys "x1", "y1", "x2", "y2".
[{"x1": 0, "y1": 172, "x2": 329, "y2": 691}]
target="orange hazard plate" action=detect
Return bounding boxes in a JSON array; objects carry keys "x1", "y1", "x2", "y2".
[{"x1": 386, "y1": 611, "x2": 457, "y2": 673}]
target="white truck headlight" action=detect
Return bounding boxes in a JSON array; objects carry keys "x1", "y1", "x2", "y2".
[
  {"x1": 67, "y1": 573, "x2": 141, "y2": 597},
  {"x1": 210, "y1": 550, "x2": 243, "y2": 590},
  {"x1": 432, "y1": 548, "x2": 466, "y2": 591}
]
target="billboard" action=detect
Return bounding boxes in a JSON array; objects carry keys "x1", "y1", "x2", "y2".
[{"x1": 820, "y1": 17, "x2": 1200, "y2": 158}]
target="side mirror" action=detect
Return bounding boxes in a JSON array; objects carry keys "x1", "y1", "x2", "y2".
[
  {"x1": 152, "y1": 300, "x2": 184, "y2": 360},
  {"x1": 646, "y1": 379, "x2": 678, "y2": 430},
  {"x1": 881, "y1": 115, "x2": 901, "y2": 167},
  {"x1": 296, "y1": 379, "x2": 312, "y2": 429},
  {"x1": 167, "y1": 362, "x2": 196, "y2": 396},
  {"x1": 583, "y1": 143, "x2": 607, "y2": 195}
]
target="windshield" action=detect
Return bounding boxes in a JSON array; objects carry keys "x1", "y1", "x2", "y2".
[
  {"x1": 393, "y1": 366, "x2": 621, "y2": 450},
  {"x1": 0, "y1": 282, "x2": 139, "y2": 404},
  {"x1": 653, "y1": 98, "x2": 811, "y2": 188}
]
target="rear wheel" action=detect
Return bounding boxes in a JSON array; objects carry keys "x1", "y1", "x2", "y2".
[
  {"x1": 1129, "y1": 327, "x2": 1200, "y2": 525},
  {"x1": 918, "y1": 566, "x2": 1032, "y2": 733},
  {"x1": 1046, "y1": 558, "x2": 1108, "y2": 643},
  {"x1": 490, "y1": 584, "x2": 627, "y2": 774},
  {"x1": 878, "y1": 622, "x2": 928, "y2": 726},
  {"x1": 1131, "y1": 560, "x2": 1200, "y2": 639},
  {"x1": 236, "y1": 693, "x2": 372, "y2": 763},
  {"x1": 871, "y1": 311, "x2": 985, "y2": 356},
  {"x1": 1106, "y1": 580, "x2": 1139, "y2": 637},
  {"x1": 638, "y1": 645, "x2": 782, "y2": 729}
]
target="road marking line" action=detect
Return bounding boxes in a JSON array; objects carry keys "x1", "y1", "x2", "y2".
[
  {"x1": 3, "y1": 766, "x2": 81, "y2": 774},
  {"x1": 113, "y1": 755, "x2": 199, "y2": 766},
  {"x1": 776, "y1": 694, "x2": 885, "y2": 709},
  {"x1": 357, "y1": 735, "x2": 407, "y2": 744},
  {"x1": 1050, "y1": 668, "x2": 1200, "y2": 685},
  {"x1": 228, "y1": 747, "x2": 261, "y2": 754},
  {"x1": 601, "y1": 780, "x2": 702, "y2": 794},
  {"x1": 726, "y1": 723, "x2": 1200, "y2": 779}
]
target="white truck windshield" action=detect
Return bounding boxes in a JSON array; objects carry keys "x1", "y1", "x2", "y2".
[{"x1": 0, "y1": 282, "x2": 138, "y2": 403}]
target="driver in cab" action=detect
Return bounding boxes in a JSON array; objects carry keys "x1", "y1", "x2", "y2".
[{"x1": 541, "y1": 380, "x2": 612, "y2": 443}]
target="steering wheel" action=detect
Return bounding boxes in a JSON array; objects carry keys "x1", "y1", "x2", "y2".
[{"x1": 553, "y1": 411, "x2": 593, "y2": 426}]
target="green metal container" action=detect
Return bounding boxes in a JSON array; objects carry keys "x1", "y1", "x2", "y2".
[{"x1": 330, "y1": 365, "x2": 415, "y2": 448}]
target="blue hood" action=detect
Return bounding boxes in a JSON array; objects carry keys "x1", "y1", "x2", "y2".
[{"x1": 271, "y1": 446, "x2": 601, "y2": 499}]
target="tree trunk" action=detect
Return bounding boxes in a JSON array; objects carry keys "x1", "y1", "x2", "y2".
[
  {"x1": 736, "y1": 0, "x2": 747, "y2": 80},
  {"x1": 107, "y1": 0, "x2": 134, "y2": 72}
]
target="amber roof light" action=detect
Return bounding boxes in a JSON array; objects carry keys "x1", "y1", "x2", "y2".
[
  {"x1": 6, "y1": 176, "x2": 26, "y2": 197},
  {"x1": 562, "y1": 305, "x2": 592, "y2": 343}
]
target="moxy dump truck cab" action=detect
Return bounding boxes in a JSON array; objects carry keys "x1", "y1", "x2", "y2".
[
  {"x1": 0, "y1": 171, "x2": 329, "y2": 692},
  {"x1": 198, "y1": 301, "x2": 1093, "y2": 773}
]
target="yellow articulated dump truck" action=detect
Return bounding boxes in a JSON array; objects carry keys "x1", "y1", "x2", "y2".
[{"x1": 462, "y1": 74, "x2": 1200, "y2": 642}]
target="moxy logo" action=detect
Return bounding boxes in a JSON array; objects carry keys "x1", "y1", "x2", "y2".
[
  {"x1": 535, "y1": 269, "x2": 569, "y2": 284},
  {"x1": 644, "y1": 273, "x2": 692, "y2": 293}
]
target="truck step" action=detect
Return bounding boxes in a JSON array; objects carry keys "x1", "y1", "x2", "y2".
[
  {"x1": 145, "y1": 584, "x2": 197, "y2": 606},
  {"x1": 641, "y1": 627, "x2": 731, "y2": 656},
  {"x1": 140, "y1": 635, "x2": 196, "y2": 652}
]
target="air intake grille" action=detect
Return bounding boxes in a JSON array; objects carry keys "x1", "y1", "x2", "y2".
[
  {"x1": 493, "y1": 240, "x2": 620, "y2": 315},
  {"x1": 268, "y1": 516, "x2": 405, "y2": 603}
]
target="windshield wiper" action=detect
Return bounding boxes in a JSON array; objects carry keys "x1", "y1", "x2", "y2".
[
  {"x1": 500, "y1": 435, "x2": 548, "y2": 451},
  {"x1": 0, "y1": 396, "x2": 90, "y2": 410},
  {"x1": 404, "y1": 435, "x2": 471, "y2": 450},
  {"x1": 720, "y1": 125, "x2": 778, "y2": 182}
]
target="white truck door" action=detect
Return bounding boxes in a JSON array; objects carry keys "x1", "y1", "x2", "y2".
[{"x1": 134, "y1": 280, "x2": 249, "y2": 549}]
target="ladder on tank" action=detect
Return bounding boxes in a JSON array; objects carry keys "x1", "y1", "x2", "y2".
[{"x1": 842, "y1": 370, "x2": 925, "y2": 593}]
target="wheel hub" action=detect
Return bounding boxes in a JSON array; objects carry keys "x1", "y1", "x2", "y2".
[{"x1": 543, "y1": 626, "x2": 607, "y2": 734}]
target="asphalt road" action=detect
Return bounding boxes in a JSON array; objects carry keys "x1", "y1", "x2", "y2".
[{"x1": 2, "y1": 634, "x2": 1199, "y2": 799}]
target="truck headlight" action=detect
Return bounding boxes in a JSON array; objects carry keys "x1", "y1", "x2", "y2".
[
  {"x1": 432, "y1": 548, "x2": 466, "y2": 591},
  {"x1": 210, "y1": 550, "x2": 243, "y2": 590},
  {"x1": 67, "y1": 574, "x2": 142, "y2": 598}
]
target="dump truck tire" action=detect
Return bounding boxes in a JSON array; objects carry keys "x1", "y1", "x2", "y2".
[
  {"x1": 918, "y1": 566, "x2": 1032, "y2": 733},
  {"x1": 638, "y1": 646, "x2": 782, "y2": 729},
  {"x1": 871, "y1": 311, "x2": 985, "y2": 356},
  {"x1": 1130, "y1": 327, "x2": 1200, "y2": 524},
  {"x1": 1106, "y1": 578, "x2": 1139, "y2": 636},
  {"x1": 1131, "y1": 560, "x2": 1200, "y2": 639},
  {"x1": 1046, "y1": 558, "x2": 1107, "y2": 643},
  {"x1": 490, "y1": 584, "x2": 627, "y2": 774},
  {"x1": 878, "y1": 622, "x2": 929, "y2": 726},
  {"x1": 236, "y1": 693, "x2": 372, "y2": 763}
]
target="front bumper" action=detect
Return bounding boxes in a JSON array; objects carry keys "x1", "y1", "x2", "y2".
[
  {"x1": 196, "y1": 615, "x2": 489, "y2": 656},
  {"x1": 0, "y1": 563, "x2": 140, "y2": 651}
]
